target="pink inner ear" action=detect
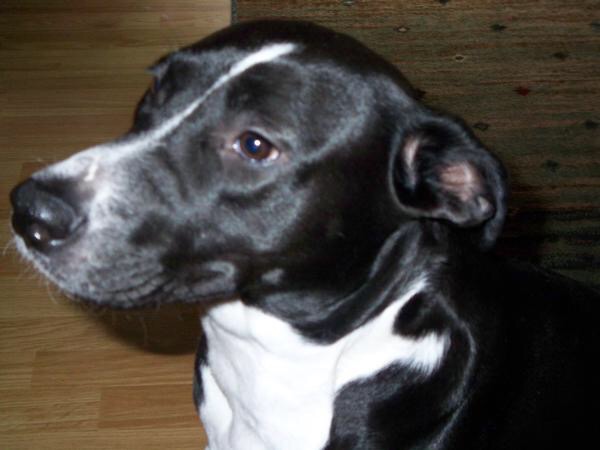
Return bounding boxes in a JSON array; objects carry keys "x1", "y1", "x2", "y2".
[
  {"x1": 401, "y1": 137, "x2": 421, "y2": 187},
  {"x1": 439, "y1": 163, "x2": 481, "y2": 202},
  {"x1": 403, "y1": 137, "x2": 420, "y2": 170}
]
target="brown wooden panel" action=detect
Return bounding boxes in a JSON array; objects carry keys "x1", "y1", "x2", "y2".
[
  {"x1": 234, "y1": 0, "x2": 600, "y2": 288},
  {"x1": 31, "y1": 350, "x2": 195, "y2": 388},
  {"x1": 0, "y1": 428, "x2": 206, "y2": 450},
  {"x1": 0, "y1": 387, "x2": 100, "y2": 433},
  {"x1": 98, "y1": 385, "x2": 203, "y2": 430}
]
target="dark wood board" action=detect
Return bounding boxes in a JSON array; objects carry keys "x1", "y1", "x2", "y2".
[{"x1": 233, "y1": 0, "x2": 600, "y2": 289}]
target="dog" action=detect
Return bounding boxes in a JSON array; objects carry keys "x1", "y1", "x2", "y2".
[{"x1": 10, "y1": 20, "x2": 600, "y2": 449}]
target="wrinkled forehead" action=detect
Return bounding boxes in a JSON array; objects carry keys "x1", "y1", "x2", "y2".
[
  {"x1": 123, "y1": 21, "x2": 418, "y2": 162},
  {"x1": 142, "y1": 40, "x2": 383, "y2": 146},
  {"x1": 146, "y1": 41, "x2": 302, "y2": 118}
]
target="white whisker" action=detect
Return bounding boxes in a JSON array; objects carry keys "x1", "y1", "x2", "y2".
[
  {"x1": 2, "y1": 237, "x2": 15, "y2": 257},
  {"x1": 44, "y1": 280, "x2": 60, "y2": 306}
]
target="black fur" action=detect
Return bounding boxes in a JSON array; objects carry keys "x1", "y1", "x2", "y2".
[{"x1": 193, "y1": 331, "x2": 208, "y2": 409}]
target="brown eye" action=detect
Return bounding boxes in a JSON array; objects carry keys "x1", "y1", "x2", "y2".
[{"x1": 234, "y1": 132, "x2": 279, "y2": 162}]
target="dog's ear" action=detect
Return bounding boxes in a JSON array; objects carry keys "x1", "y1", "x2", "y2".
[{"x1": 391, "y1": 115, "x2": 508, "y2": 250}]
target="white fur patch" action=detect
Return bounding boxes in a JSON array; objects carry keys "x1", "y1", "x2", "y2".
[{"x1": 199, "y1": 279, "x2": 448, "y2": 450}]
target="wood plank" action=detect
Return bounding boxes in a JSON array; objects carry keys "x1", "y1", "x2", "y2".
[
  {"x1": 0, "y1": 428, "x2": 207, "y2": 450},
  {"x1": 31, "y1": 350, "x2": 195, "y2": 388},
  {"x1": 0, "y1": 352, "x2": 36, "y2": 390},
  {"x1": 98, "y1": 385, "x2": 202, "y2": 430},
  {"x1": 0, "y1": 387, "x2": 100, "y2": 433}
]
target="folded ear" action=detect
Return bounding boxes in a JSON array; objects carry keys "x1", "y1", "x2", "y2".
[{"x1": 391, "y1": 115, "x2": 508, "y2": 250}]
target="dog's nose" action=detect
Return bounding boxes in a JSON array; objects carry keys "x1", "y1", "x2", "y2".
[{"x1": 10, "y1": 178, "x2": 83, "y2": 251}]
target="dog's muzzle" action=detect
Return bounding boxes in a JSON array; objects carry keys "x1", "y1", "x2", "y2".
[{"x1": 10, "y1": 178, "x2": 84, "y2": 252}]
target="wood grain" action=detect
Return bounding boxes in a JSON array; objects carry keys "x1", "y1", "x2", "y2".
[
  {"x1": 234, "y1": 0, "x2": 600, "y2": 289},
  {"x1": 0, "y1": 1, "x2": 230, "y2": 448}
]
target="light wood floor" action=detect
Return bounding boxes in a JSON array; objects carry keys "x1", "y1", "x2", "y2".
[{"x1": 0, "y1": 1, "x2": 230, "y2": 448}]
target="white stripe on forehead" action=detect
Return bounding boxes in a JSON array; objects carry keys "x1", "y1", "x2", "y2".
[
  {"x1": 140, "y1": 42, "x2": 297, "y2": 147},
  {"x1": 43, "y1": 42, "x2": 297, "y2": 181}
]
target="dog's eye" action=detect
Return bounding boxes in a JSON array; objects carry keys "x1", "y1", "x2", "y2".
[{"x1": 234, "y1": 132, "x2": 279, "y2": 163}]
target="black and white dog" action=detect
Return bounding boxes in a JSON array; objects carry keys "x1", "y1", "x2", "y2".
[{"x1": 10, "y1": 20, "x2": 600, "y2": 449}]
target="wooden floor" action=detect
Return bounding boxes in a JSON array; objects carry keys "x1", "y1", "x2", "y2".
[{"x1": 0, "y1": 1, "x2": 230, "y2": 448}]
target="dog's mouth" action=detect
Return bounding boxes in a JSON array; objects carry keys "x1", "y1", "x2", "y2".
[
  {"x1": 13, "y1": 233, "x2": 162, "y2": 306},
  {"x1": 12, "y1": 228, "x2": 240, "y2": 309}
]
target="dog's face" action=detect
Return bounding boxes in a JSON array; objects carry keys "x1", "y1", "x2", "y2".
[{"x1": 10, "y1": 21, "x2": 506, "y2": 308}]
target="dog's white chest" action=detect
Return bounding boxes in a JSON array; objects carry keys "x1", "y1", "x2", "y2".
[
  {"x1": 200, "y1": 302, "x2": 339, "y2": 450},
  {"x1": 199, "y1": 282, "x2": 447, "y2": 450}
]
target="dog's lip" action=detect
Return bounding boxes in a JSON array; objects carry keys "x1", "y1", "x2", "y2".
[
  {"x1": 13, "y1": 233, "x2": 69, "y2": 285},
  {"x1": 14, "y1": 233, "x2": 240, "y2": 307}
]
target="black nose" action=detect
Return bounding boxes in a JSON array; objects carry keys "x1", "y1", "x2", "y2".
[{"x1": 10, "y1": 178, "x2": 83, "y2": 251}]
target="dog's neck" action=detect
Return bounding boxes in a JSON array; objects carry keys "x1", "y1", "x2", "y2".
[
  {"x1": 249, "y1": 221, "x2": 450, "y2": 343},
  {"x1": 198, "y1": 221, "x2": 455, "y2": 450},
  {"x1": 199, "y1": 277, "x2": 447, "y2": 450}
]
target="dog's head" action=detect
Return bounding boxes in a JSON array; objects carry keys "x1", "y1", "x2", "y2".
[{"x1": 10, "y1": 20, "x2": 507, "y2": 308}]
